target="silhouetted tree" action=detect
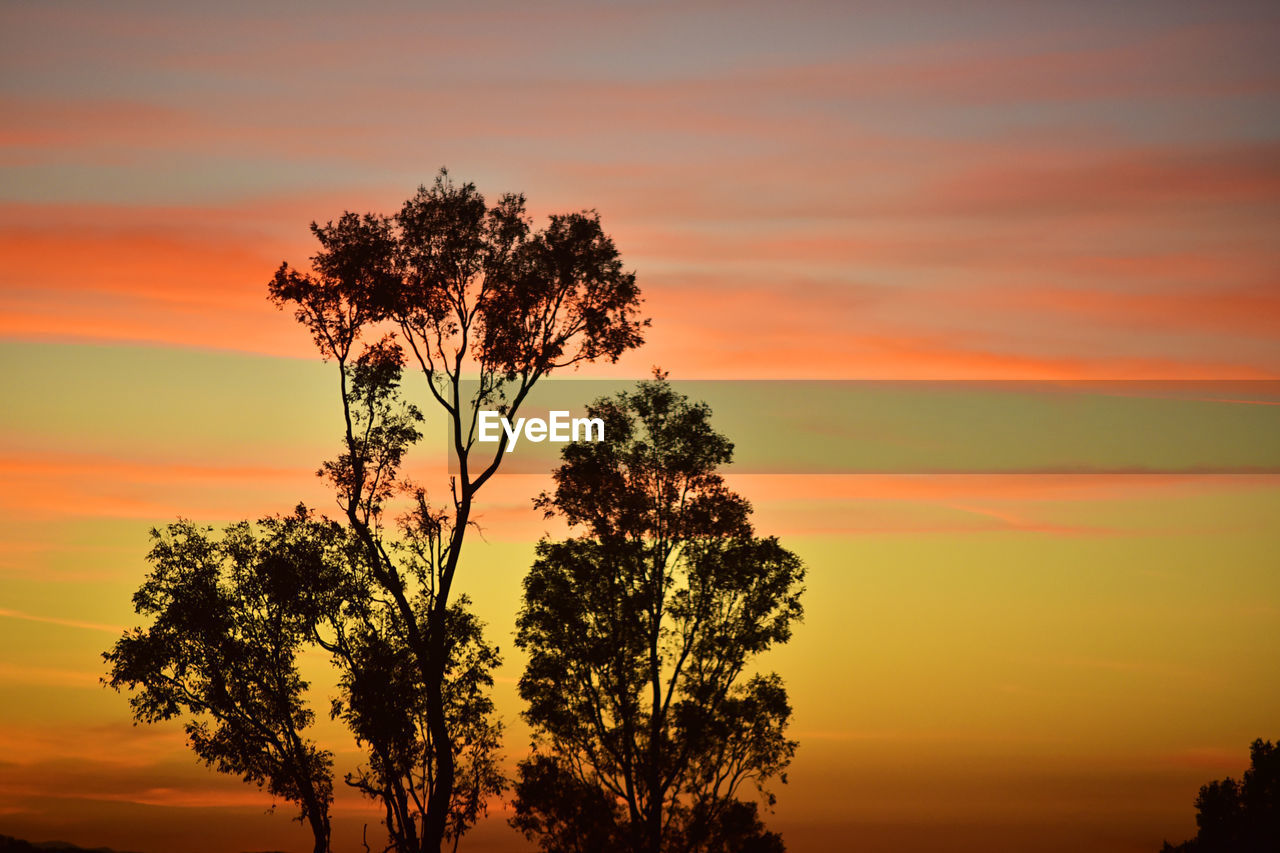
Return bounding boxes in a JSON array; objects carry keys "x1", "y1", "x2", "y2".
[
  {"x1": 511, "y1": 376, "x2": 804, "y2": 853},
  {"x1": 103, "y1": 509, "x2": 339, "y2": 853},
  {"x1": 266, "y1": 169, "x2": 646, "y2": 852},
  {"x1": 1161, "y1": 739, "x2": 1279, "y2": 852},
  {"x1": 104, "y1": 171, "x2": 643, "y2": 853}
]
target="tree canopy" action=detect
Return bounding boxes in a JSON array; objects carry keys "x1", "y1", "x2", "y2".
[
  {"x1": 107, "y1": 170, "x2": 647, "y2": 853},
  {"x1": 1162, "y1": 738, "x2": 1279, "y2": 852},
  {"x1": 103, "y1": 509, "x2": 339, "y2": 853},
  {"x1": 511, "y1": 375, "x2": 805, "y2": 853}
]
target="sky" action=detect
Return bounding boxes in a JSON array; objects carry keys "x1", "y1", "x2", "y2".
[{"x1": 1, "y1": 1, "x2": 1278, "y2": 851}]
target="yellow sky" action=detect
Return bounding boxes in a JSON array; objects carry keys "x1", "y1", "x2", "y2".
[{"x1": 2, "y1": 1, "x2": 1279, "y2": 850}]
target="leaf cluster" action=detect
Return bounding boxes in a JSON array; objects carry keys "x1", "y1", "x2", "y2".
[
  {"x1": 1162, "y1": 739, "x2": 1280, "y2": 853},
  {"x1": 513, "y1": 377, "x2": 805, "y2": 853},
  {"x1": 103, "y1": 508, "x2": 342, "y2": 833}
]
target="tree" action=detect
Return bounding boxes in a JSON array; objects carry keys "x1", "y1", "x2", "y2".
[
  {"x1": 265, "y1": 168, "x2": 646, "y2": 852},
  {"x1": 103, "y1": 509, "x2": 340, "y2": 853},
  {"x1": 511, "y1": 375, "x2": 805, "y2": 853},
  {"x1": 1161, "y1": 738, "x2": 1279, "y2": 852},
  {"x1": 105, "y1": 171, "x2": 644, "y2": 853}
]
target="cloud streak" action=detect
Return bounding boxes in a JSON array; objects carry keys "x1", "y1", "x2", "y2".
[{"x1": 0, "y1": 607, "x2": 121, "y2": 634}]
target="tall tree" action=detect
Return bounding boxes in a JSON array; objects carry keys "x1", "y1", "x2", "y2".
[
  {"x1": 103, "y1": 509, "x2": 340, "y2": 853},
  {"x1": 267, "y1": 169, "x2": 647, "y2": 851},
  {"x1": 511, "y1": 376, "x2": 805, "y2": 853}
]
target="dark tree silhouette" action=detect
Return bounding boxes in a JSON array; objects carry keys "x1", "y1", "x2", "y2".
[
  {"x1": 1161, "y1": 739, "x2": 1279, "y2": 852},
  {"x1": 265, "y1": 169, "x2": 646, "y2": 852},
  {"x1": 104, "y1": 171, "x2": 644, "y2": 853},
  {"x1": 511, "y1": 375, "x2": 805, "y2": 853},
  {"x1": 103, "y1": 509, "x2": 339, "y2": 853}
]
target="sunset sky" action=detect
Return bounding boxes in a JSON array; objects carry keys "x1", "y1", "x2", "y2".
[{"x1": 1, "y1": 2, "x2": 1278, "y2": 852}]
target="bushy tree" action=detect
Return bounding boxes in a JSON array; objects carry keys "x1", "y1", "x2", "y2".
[
  {"x1": 266, "y1": 169, "x2": 644, "y2": 851},
  {"x1": 107, "y1": 170, "x2": 645, "y2": 853},
  {"x1": 512, "y1": 376, "x2": 805, "y2": 853},
  {"x1": 104, "y1": 509, "x2": 340, "y2": 853},
  {"x1": 1162, "y1": 739, "x2": 1279, "y2": 852}
]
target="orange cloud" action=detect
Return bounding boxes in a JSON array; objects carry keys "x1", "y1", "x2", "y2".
[
  {"x1": 0, "y1": 452, "x2": 328, "y2": 521},
  {"x1": 441, "y1": 473, "x2": 1280, "y2": 540},
  {"x1": 979, "y1": 282, "x2": 1280, "y2": 339}
]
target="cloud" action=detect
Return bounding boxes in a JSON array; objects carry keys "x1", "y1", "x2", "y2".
[
  {"x1": 0, "y1": 452, "x2": 330, "y2": 522},
  {"x1": 0, "y1": 607, "x2": 121, "y2": 634},
  {"x1": 974, "y1": 283, "x2": 1280, "y2": 339}
]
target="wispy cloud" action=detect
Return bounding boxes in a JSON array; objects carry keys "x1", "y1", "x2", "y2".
[{"x1": 0, "y1": 607, "x2": 121, "y2": 634}]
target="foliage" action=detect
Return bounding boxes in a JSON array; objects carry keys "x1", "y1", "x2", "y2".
[
  {"x1": 324, "y1": 592, "x2": 504, "y2": 853},
  {"x1": 103, "y1": 509, "x2": 339, "y2": 853},
  {"x1": 1161, "y1": 739, "x2": 1279, "y2": 852},
  {"x1": 263, "y1": 170, "x2": 642, "y2": 852},
  {"x1": 511, "y1": 376, "x2": 804, "y2": 853},
  {"x1": 107, "y1": 171, "x2": 645, "y2": 853}
]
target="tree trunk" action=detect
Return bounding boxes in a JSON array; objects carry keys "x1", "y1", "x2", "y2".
[
  {"x1": 419, "y1": 495, "x2": 470, "y2": 852},
  {"x1": 308, "y1": 807, "x2": 330, "y2": 853}
]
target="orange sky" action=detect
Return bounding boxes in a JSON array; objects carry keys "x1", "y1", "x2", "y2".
[{"x1": 1, "y1": 2, "x2": 1278, "y2": 852}]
